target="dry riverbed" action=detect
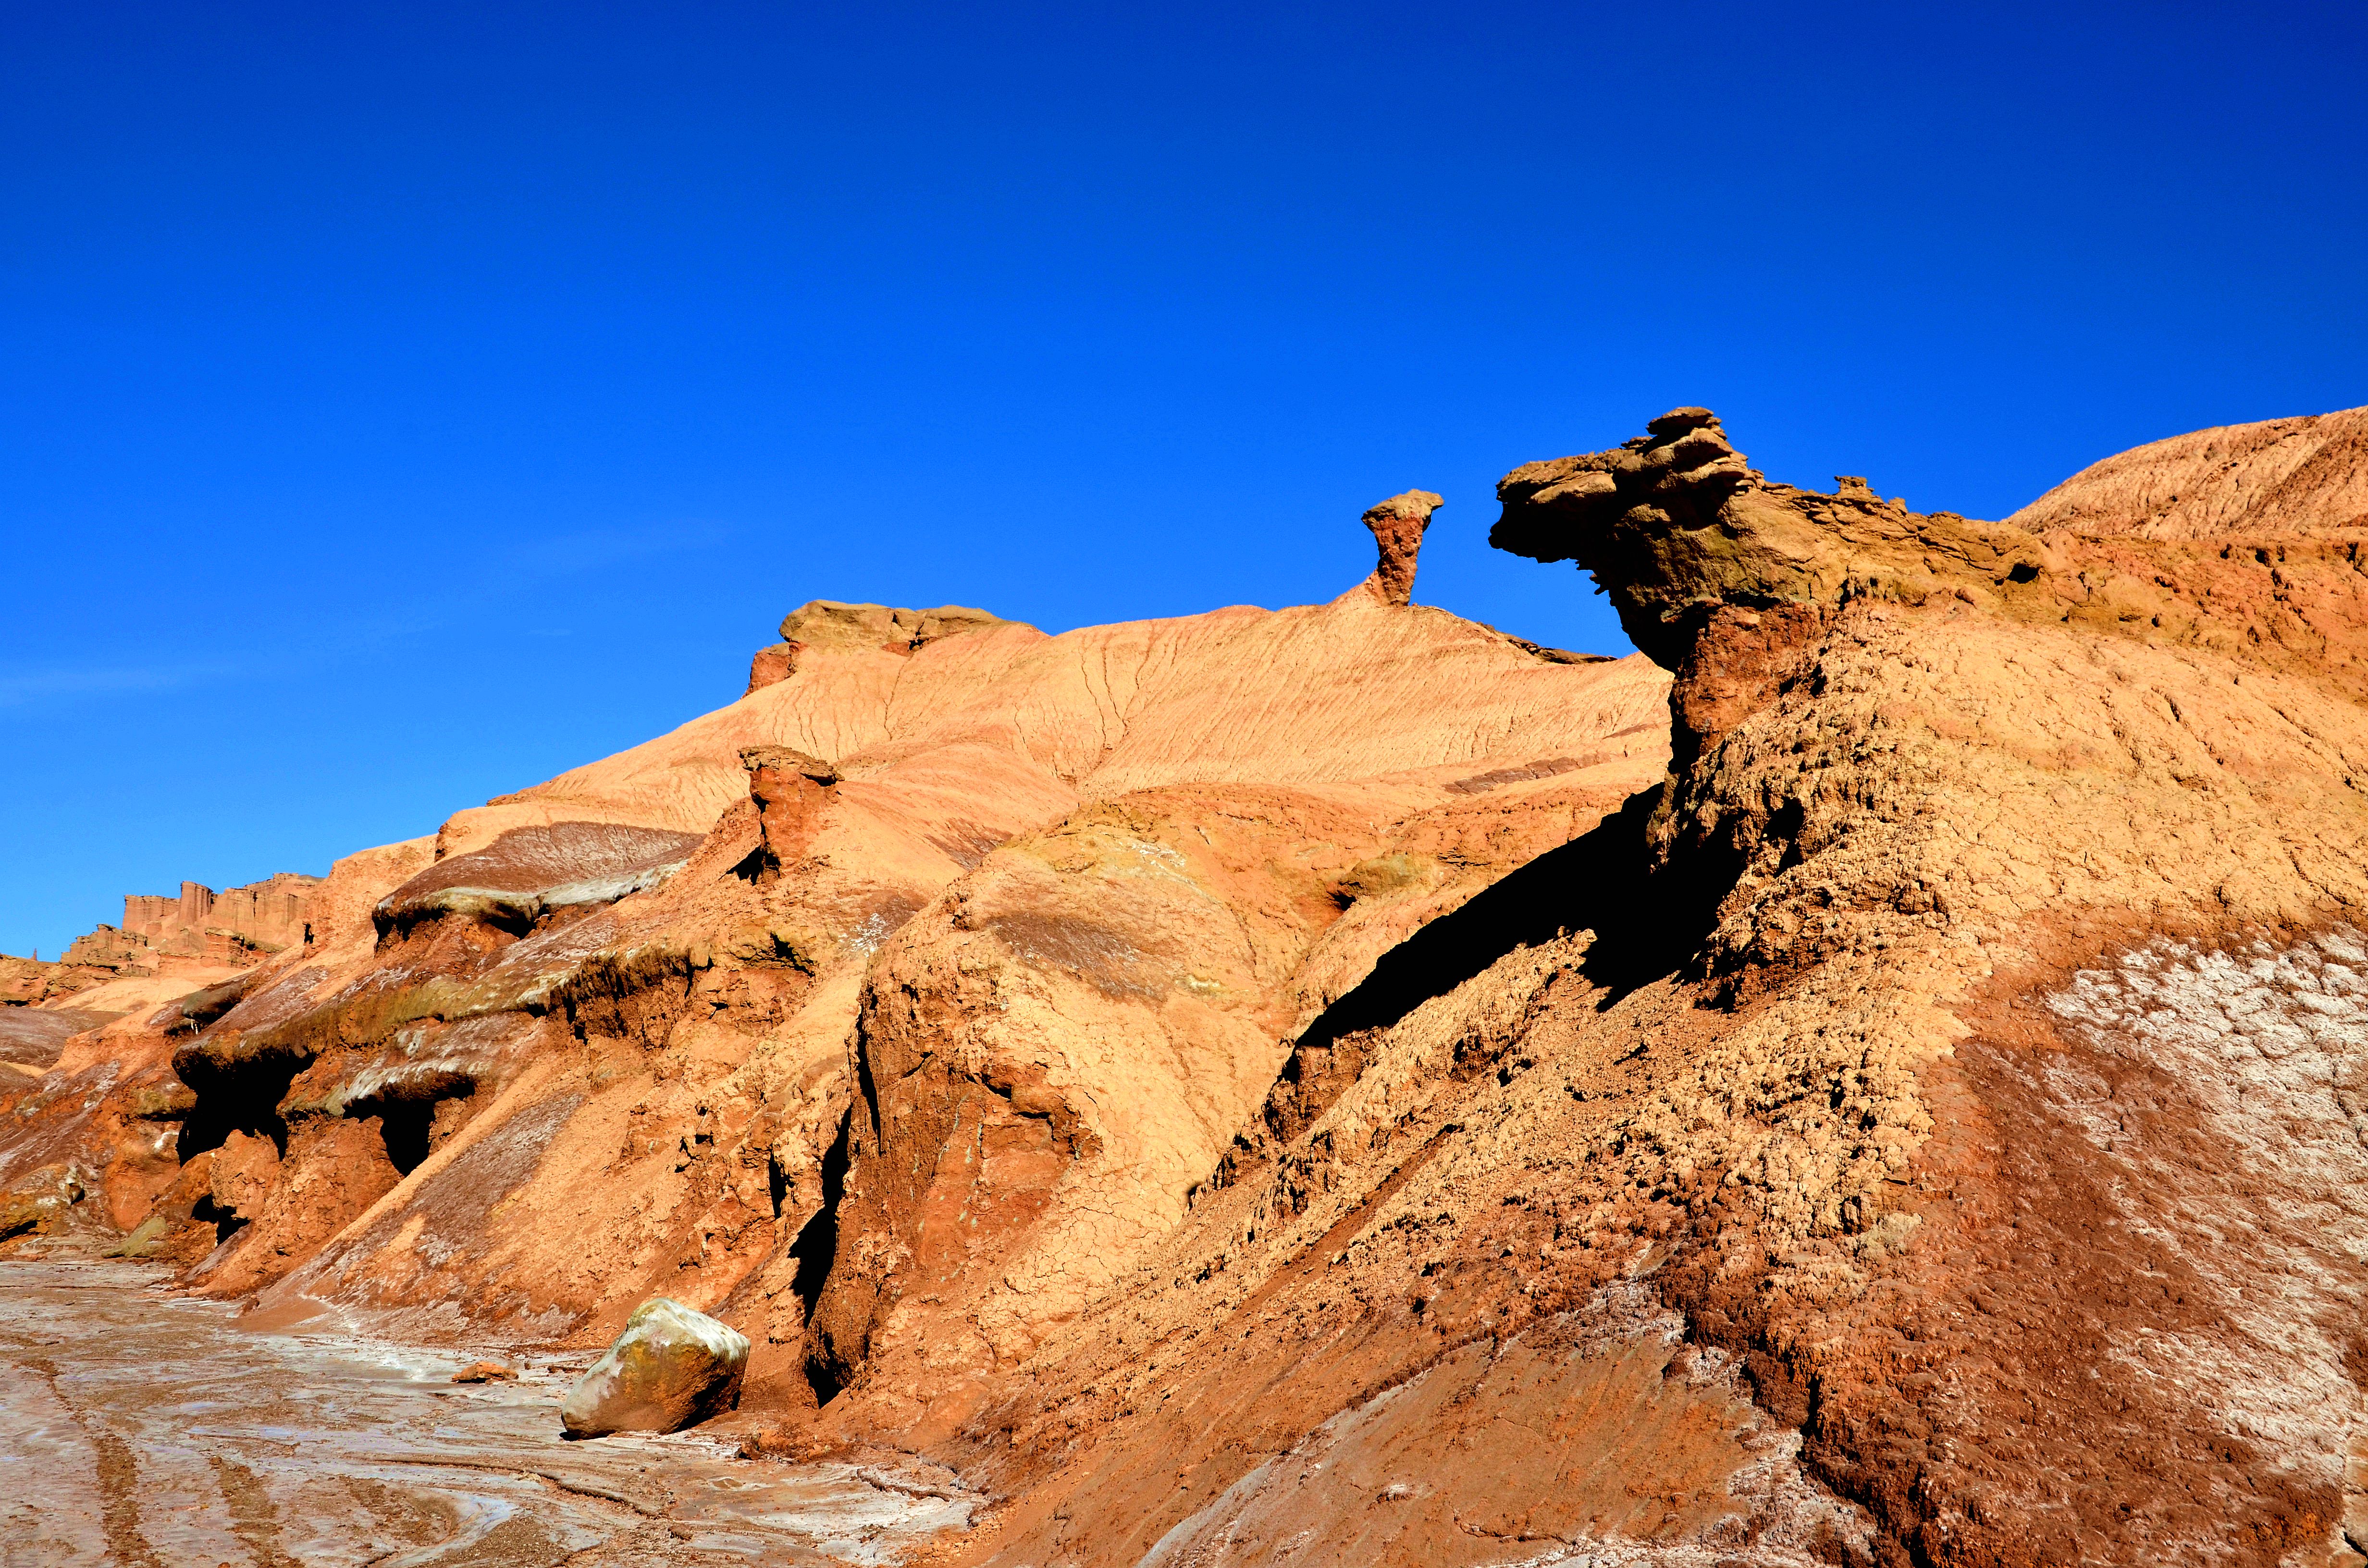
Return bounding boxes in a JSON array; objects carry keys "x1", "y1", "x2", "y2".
[{"x1": 0, "y1": 1260, "x2": 976, "y2": 1566}]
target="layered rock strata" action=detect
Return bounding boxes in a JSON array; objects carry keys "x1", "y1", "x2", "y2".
[
  {"x1": 0, "y1": 494, "x2": 1669, "y2": 1428},
  {"x1": 907, "y1": 405, "x2": 2368, "y2": 1568},
  {"x1": 10, "y1": 406, "x2": 2368, "y2": 1567}
]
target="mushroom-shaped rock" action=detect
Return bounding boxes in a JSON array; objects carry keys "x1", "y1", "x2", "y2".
[
  {"x1": 1490, "y1": 407, "x2": 2049, "y2": 668},
  {"x1": 560, "y1": 1298, "x2": 750, "y2": 1438},
  {"x1": 1344, "y1": 490, "x2": 1442, "y2": 607}
]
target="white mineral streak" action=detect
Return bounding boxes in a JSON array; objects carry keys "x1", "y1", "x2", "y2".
[{"x1": 2045, "y1": 931, "x2": 2368, "y2": 1507}]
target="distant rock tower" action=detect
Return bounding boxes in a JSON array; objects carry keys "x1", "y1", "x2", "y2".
[{"x1": 1344, "y1": 489, "x2": 1442, "y2": 607}]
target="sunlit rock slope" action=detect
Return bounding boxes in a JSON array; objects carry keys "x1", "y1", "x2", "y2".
[
  {"x1": 0, "y1": 496, "x2": 1667, "y2": 1396},
  {"x1": 891, "y1": 404, "x2": 2368, "y2": 1568},
  {"x1": 12, "y1": 402, "x2": 2368, "y2": 1568}
]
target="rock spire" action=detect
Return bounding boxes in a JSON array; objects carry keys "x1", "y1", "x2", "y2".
[{"x1": 1350, "y1": 489, "x2": 1442, "y2": 606}]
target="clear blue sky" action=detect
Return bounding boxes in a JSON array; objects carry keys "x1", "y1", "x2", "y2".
[{"x1": 4, "y1": 2, "x2": 2363, "y2": 959}]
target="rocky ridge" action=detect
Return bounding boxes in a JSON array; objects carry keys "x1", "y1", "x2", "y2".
[
  {"x1": 0, "y1": 487, "x2": 1666, "y2": 1354},
  {"x1": 7, "y1": 407, "x2": 2368, "y2": 1568}
]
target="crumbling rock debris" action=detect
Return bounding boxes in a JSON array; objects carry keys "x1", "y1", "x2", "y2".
[
  {"x1": 0, "y1": 1163, "x2": 85, "y2": 1243},
  {"x1": 0, "y1": 954, "x2": 100, "y2": 1007},
  {"x1": 452, "y1": 1360, "x2": 518, "y2": 1383}
]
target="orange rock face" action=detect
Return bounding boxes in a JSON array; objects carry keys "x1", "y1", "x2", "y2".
[
  {"x1": 9, "y1": 411, "x2": 2368, "y2": 1567},
  {"x1": 44, "y1": 870, "x2": 325, "y2": 991},
  {"x1": 0, "y1": 494, "x2": 1666, "y2": 1374}
]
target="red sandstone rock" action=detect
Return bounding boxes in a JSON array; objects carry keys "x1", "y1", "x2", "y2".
[{"x1": 1347, "y1": 489, "x2": 1441, "y2": 607}]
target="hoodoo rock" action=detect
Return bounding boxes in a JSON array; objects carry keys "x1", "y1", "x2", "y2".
[
  {"x1": 1347, "y1": 489, "x2": 1442, "y2": 606},
  {"x1": 561, "y1": 1297, "x2": 751, "y2": 1437},
  {"x1": 739, "y1": 745, "x2": 840, "y2": 869}
]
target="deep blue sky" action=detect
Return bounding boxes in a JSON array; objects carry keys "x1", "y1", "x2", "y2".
[{"x1": 4, "y1": 2, "x2": 2364, "y2": 959}]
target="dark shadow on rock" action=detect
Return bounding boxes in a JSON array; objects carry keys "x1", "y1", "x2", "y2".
[
  {"x1": 1296, "y1": 785, "x2": 1702, "y2": 1048},
  {"x1": 175, "y1": 1047, "x2": 309, "y2": 1162},
  {"x1": 793, "y1": 1111, "x2": 853, "y2": 1405},
  {"x1": 1251, "y1": 784, "x2": 1734, "y2": 1154}
]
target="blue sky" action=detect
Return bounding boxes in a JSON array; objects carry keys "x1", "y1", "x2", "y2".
[{"x1": 4, "y1": 1, "x2": 2364, "y2": 958}]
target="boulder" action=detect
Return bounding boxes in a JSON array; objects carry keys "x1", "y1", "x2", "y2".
[
  {"x1": 451, "y1": 1360, "x2": 517, "y2": 1383},
  {"x1": 560, "y1": 1298, "x2": 748, "y2": 1437}
]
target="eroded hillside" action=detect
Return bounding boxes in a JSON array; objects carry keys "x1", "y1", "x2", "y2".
[
  {"x1": 0, "y1": 494, "x2": 1668, "y2": 1396},
  {"x1": 10, "y1": 404, "x2": 2368, "y2": 1568},
  {"x1": 887, "y1": 405, "x2": 2368, "y2": 1568}
]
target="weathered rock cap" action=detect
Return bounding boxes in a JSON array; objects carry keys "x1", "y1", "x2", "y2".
[
  {"x1": 1347, "y1": 489, "x2": 1443, "y2": 607},
  {"x1": 1491, "y1": 408, "x2": 2050, "y2": 666},
  {"x1": 371, "y1": 821, "x2": 705, "y2": 941},
  {"x1": 778, "y1": 600, "x2": 1005, "y2": 651},
  {"x1": 560, "y1": 1297, "x2": 749, "y2": 1438},
  {"x1": 738, "y1": 745, "x2": 839, "y2": 787},
  {"x1": 1645, "y1": 405, "x2": 1720, "y2": 437},
  {"x1": 747, "y1": 601, "x2": 1012, "y2": 694}
]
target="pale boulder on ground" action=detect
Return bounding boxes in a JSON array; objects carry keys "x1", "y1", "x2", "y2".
[{"x1": 560, "y1": 1297, "x2": 751, "y2": 1438}]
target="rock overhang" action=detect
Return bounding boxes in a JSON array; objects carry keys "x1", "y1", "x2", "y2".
[
  {"x1": 1490, "y1": 407, "x2": 2053, "y2": 668},
  {"x1": 372, "y1": 821, "x2": 706, "y2": 940}
]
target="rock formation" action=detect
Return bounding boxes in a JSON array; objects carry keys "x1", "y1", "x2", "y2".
[
  {"x1": 35, "y1": 871, "x2": 325, "y2": 1001},
  {"x1": 9, "y1": 405, "x2": 2368, "y2": 1566},
  {"x1": 0, "y1": 511, "x2": 1667, "y2": 1360},
  {"x1": 746, "y1": 600, "x2": 1009, "y2": 694},
  {"x1": 1344, "y1": 489, "x2": 1441, "y2": 607},
  {"x1": 0, "y1": 954, "x2": 92, "y2": 1007}
]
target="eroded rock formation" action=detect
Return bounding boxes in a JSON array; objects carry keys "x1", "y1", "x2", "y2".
[
  {"x1": 1346, "y1": 489, "x2": 1440, "y2": 607},
  {"x1": 9, "y1": 405, "x2": 2368, "y2": 1567},
  {"x1": 0, "y1": 511, "x2": 1667, "y2": 1397},
  {"x1": 747, "y1": 600, "x2": 1008, "y2": 694},
  {"x1": 19, "y1": 871, "x2": 327, "y2": 1015}
]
